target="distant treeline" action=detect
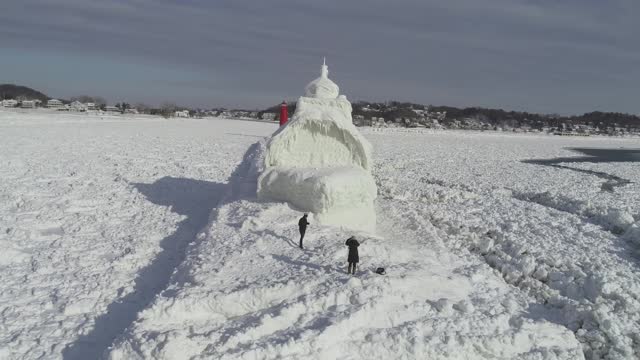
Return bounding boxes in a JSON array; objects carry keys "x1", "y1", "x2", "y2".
[
  {"x1": 0, "y1": 84, "x2": 49, "y2": 102},
  {"x1": 4, "y1": 82, "x2": 639, "y2": 130},
  {"x1": 262, "y1": 100, "x2": 640, "y2": 129},
  {"x1": 429, "y1": 105, "x2": 640, "y2": 129}
]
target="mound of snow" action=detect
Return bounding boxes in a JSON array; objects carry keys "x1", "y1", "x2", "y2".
[{"x1": 257, "y1": 63, "x2": 377, "y2": 232}]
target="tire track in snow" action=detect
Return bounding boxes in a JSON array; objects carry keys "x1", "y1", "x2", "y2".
[{"x1": 62, "y1": 177, "x2": 227, "y2": 360}]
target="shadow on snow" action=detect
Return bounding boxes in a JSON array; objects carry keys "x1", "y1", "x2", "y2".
[{"x1": 62, "y1": 176, "x2": 227, "y2": 360}]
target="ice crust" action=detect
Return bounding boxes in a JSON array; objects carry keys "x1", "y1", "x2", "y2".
[{"x1": 256, "y1": 65, "x2": 377, "y2": 232}]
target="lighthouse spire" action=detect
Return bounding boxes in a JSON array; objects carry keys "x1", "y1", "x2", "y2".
[{"x1": 321, "y1": 57, "x2": 328, "y2": 78}]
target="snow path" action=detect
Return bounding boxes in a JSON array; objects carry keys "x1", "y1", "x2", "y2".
[{"x1": 108, "y1": 133, "x2": 583, "y2": 359}]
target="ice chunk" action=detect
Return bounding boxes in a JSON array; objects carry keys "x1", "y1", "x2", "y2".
[
  {"x1": 602, "y1": 209, "x2": 635, "y2": 234},
  {"x1": 622, "y1": 222, "x2": 640, "y2": 245}
]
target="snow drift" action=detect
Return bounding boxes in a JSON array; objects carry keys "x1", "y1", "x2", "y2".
[{"x1": 256, "y1": 62, "x2": 377, "y2": 232}]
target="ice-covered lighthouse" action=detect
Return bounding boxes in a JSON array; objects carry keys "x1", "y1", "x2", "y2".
[{"x1": 256, "y1": 60, "x2": 377, "y2": 232}]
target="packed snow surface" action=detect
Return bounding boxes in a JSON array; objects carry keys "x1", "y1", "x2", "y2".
[{"x1": 1, "y1": 109, "x2": 639, "y2": 359}]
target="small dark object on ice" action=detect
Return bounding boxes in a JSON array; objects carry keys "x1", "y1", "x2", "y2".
[{"x1": 375, "y1": 267, "x2": 386, "y2": 275}]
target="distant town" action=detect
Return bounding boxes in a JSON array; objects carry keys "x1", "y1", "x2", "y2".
[{"x1": 1, "y1": 84, "x2": 639, "y2": 137}]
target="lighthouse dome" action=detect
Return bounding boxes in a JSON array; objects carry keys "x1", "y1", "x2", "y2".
[{"x1": 304, "y1": 60, "x2": 339, "y2": 99}]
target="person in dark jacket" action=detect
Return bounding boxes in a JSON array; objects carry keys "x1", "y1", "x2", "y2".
[
  {"x1": 298, "y1": 214, "x2": 310, "y2": 249},
  {"x1": 345, "y1": 236, "x2": 360, "y2": 274}
]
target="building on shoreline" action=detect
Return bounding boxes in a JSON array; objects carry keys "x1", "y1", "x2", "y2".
[
  {"x1": 261, "y1": 112, "x2": 276, "y2": 120},
  {"x1": 21, "y1": 100, "x2": 36, "y2": 109},
  {"x1": 174, "y1": 110, "x2": 189, "y2": 118},
  {"x1": 2, "y1": 99, "x2": 18, "y2": 107},
  {"x1": 47, "y1": 99, "x2": 63, "y2": 109},
  {"x1": 70, "y1": 101, "x2": 87, "y2": 112}
]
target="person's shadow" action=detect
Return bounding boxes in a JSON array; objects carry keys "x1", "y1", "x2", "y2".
[{"x1": 62, "y1": 176, "x2": 227, "y2": 360}]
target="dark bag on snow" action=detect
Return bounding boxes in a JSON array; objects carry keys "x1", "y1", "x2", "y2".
[{"x1": 375, "y1": 267, "x2": 386, "y2": 275}]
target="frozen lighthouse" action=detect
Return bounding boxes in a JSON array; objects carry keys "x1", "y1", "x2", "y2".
[{"x1": 256, "y1": 60, "x2": 377, "y2": 232}]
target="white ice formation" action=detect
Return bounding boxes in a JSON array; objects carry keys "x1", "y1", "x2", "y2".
[
  {"x1": 257, "y1": 61, "x2": 377, "y2": 232},
  {"x1": 304, "y1": 58, "x2": 340, "y2": 99}
]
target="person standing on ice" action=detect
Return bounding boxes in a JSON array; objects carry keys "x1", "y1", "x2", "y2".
[
  {"x1": 345, "y1": 236, "x2": 360, "y2": 274},
  {"x1": 298, "y1": 214, "x2": 310, "y2": 249}
]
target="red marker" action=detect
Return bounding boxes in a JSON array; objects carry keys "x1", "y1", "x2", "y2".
[{"x1": 279, "y1": 101, "x2": 288, "y2": 126}]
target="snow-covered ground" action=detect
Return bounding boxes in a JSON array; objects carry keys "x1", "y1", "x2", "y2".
[
  {"x1": 1, "y1": 110, "x2": 638, "y2": 359},
  {"x1": 367, "y1": 130, "x2": 640, "y2": 359},
  {"x1": 0, "y1": 111, "x2": 274, "y2": 359}
]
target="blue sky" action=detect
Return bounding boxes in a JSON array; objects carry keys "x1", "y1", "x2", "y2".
[{"x1": 1, "y1": 0, "x2": 639, "y2": 114}]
